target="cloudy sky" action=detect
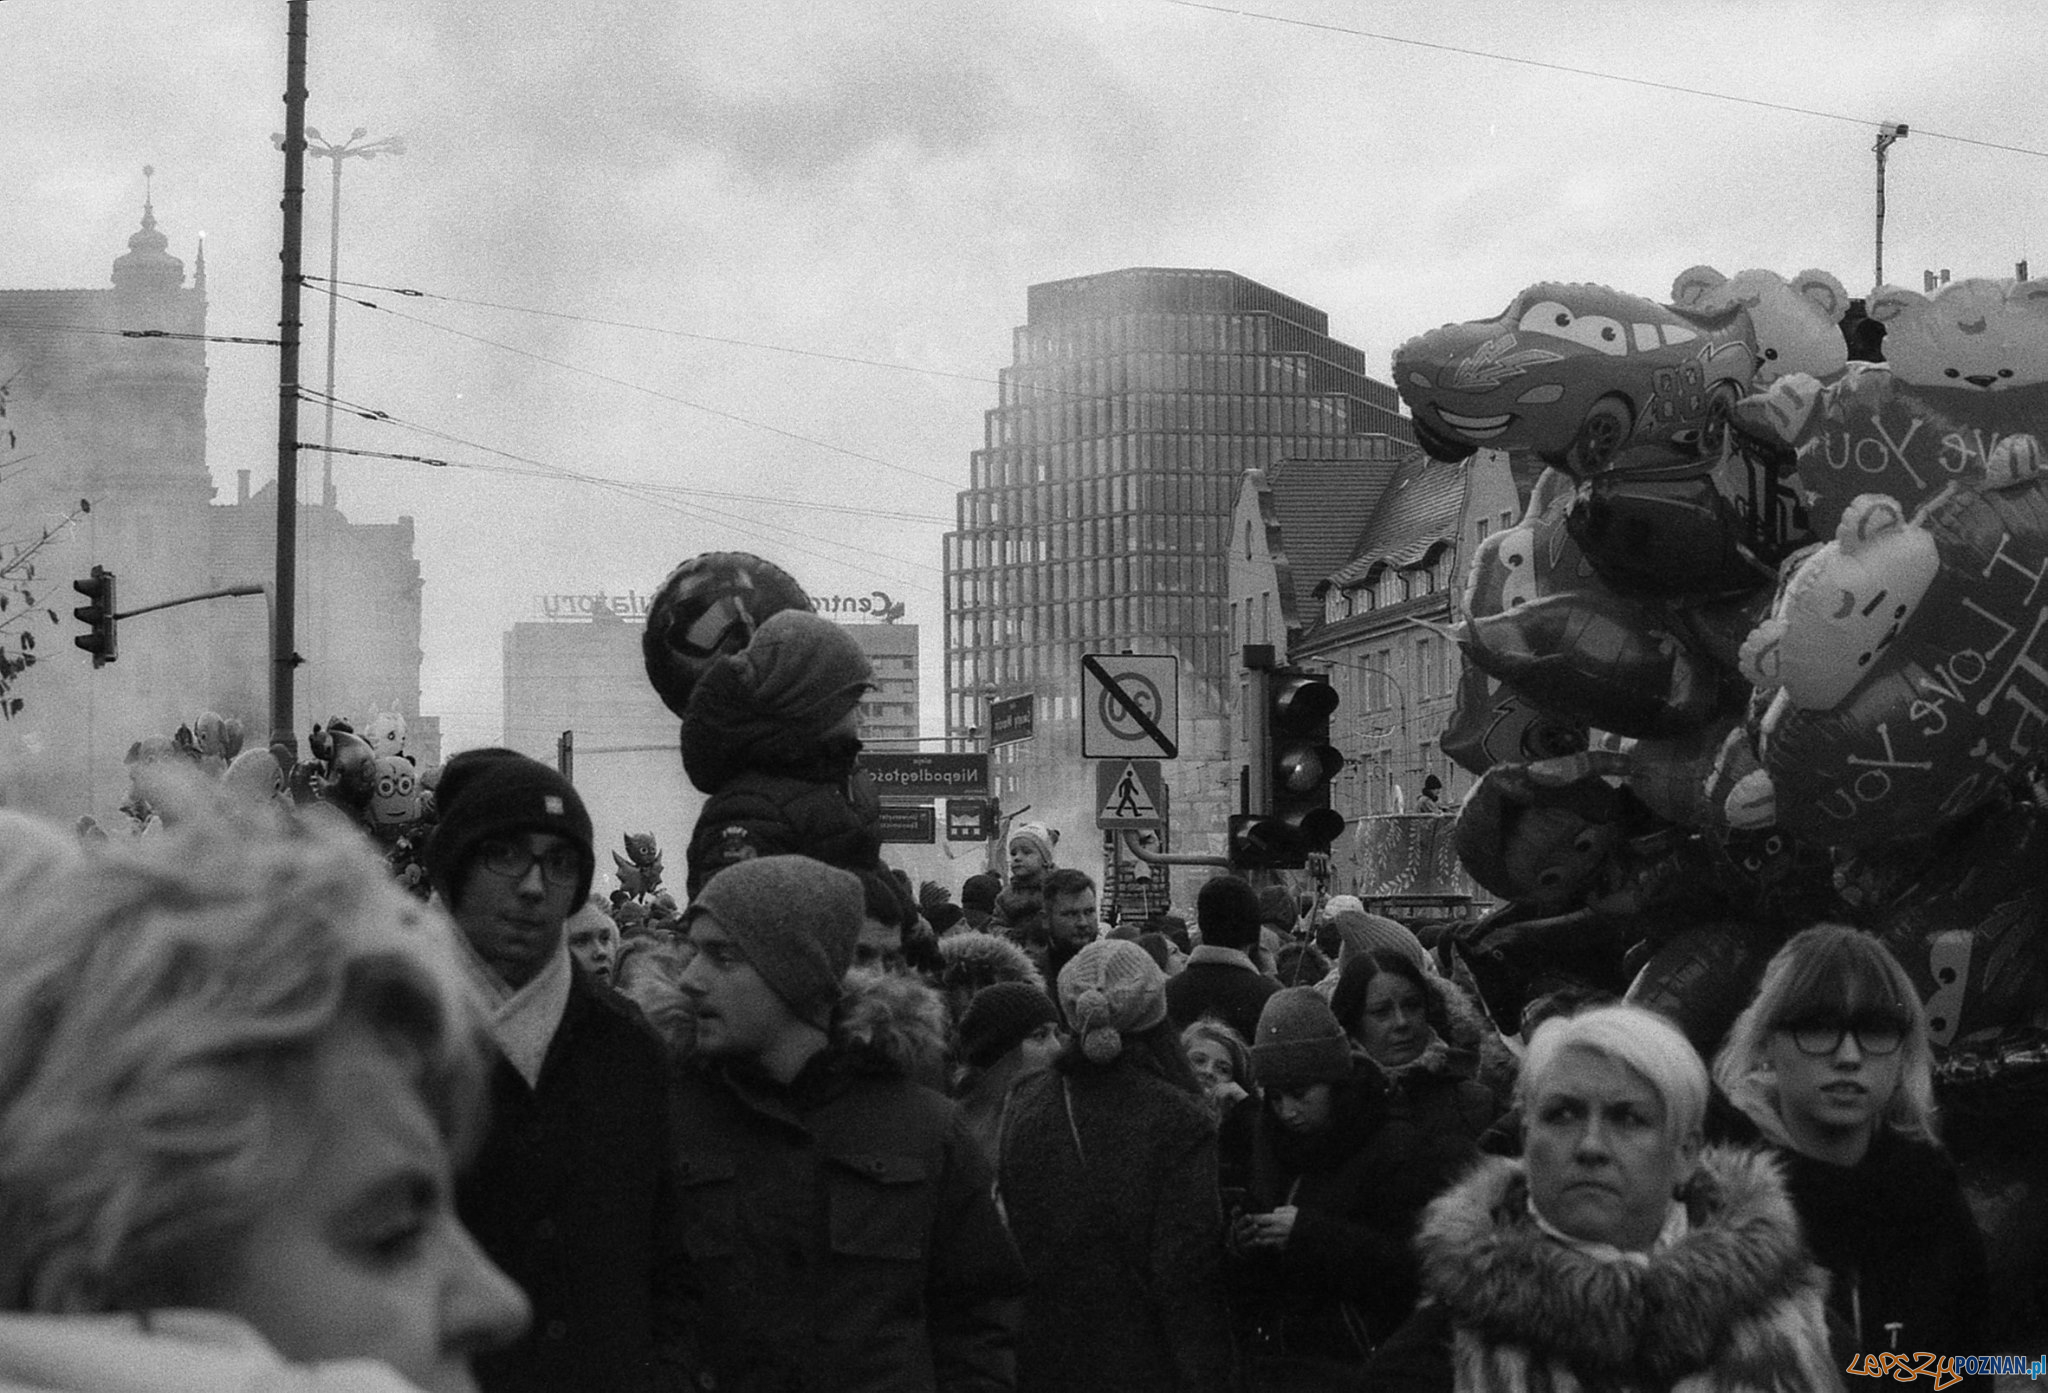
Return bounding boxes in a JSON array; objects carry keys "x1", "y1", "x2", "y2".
[{"x1": 6, "y1": 0, "x2": 2045, "y2": 755}]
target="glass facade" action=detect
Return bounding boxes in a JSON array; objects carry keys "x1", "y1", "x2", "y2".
[{"x1": 944, "y1": 268, "x2": 1409, "y2": 773}]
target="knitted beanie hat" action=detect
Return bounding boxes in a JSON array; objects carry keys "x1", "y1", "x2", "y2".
[
  {"x1": 957, "y1": 981, "x2": 1061, "y2": 1069},
  {"x1": 1253, "y1": 987, "x2": 1356, "y2": 1094},
  {"x1": 683, "y1": 855, "x2": 864, "y2": 1029},
  {"x1": 1058, "y1": 938, "x2": 1167, "y2": 1065},
  {"x1": 960, "y1": 873, "x2": 1002, "y2": 913},
  {"x1": 1331, "y1": 909, "x2": 1432, "y2": 977},
  {"x1": 426, "y1": 747, "x2": 595, "y2": 906},
  {"x1": 1196, "y1": 874, "x2": 1262, "y2": 951},
  {"x1": 729, "y1": 610, "x2": 873, "y2": 740},
  {"x1": 1006, "y1": 823, "x2": 1057, "y2": 873}
]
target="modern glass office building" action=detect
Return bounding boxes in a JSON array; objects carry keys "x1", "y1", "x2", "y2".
[{"x1": 943, "y1": 268, "x2": 1409, "y2": 843}]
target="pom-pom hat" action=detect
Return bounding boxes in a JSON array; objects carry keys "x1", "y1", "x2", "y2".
[{"x1": 1057, "y1": 938, "x2": 1167, "y2": 1064}]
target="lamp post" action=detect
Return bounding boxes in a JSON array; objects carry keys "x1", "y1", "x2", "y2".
[
  {"x1": 1309, "y1": 658, "x2": 1411, "y2": 815},
  {"x1": 305, "y1": 126, "x2": 404, "y2": 507},
  {"x1": 1874, "y1": 121, "x2": 1908, "y2": 290}
]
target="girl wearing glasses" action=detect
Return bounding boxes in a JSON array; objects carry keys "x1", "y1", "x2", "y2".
[{"x1": 1712, "y1": 924, "x2": 1990, "y2": 1374}]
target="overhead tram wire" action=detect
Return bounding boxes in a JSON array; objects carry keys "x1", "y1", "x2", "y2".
[
  {"x1": 292, "y1": 398, "x2": 951, "y2": 522},
  {"x1": 322, "y1": 287, "x2": 962, "y2": 489},
  {"x1": 295, "y1": 387, "x2": 947, "y2": 594},
  {"x1": 1157, "y1": 0, "x2": 2048, "y2": 160}
]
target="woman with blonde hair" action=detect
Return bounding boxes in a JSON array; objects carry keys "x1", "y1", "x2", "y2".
[
  {"x1": 1713, "y1": 923, "x2": 1989, "y2": 1372},
  {"x1": 0, "y1": 808, "x2": 527, "y2": 1392}
]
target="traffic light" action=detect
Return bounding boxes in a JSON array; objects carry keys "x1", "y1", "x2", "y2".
[
  {"x1": 1233, "y1": 667, "x2": 1344, "y2": 869},
  {"x1": 71, "y1": 567, "x2": 116, "y2": 667}
]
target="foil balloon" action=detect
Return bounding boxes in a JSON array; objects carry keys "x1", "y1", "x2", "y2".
[
  {"x1": 1732, "y1": 278, "x2": 2048, "y2": 534},
  {"x1": 1452, "y1": 762, "x2": 1633, "y2": 909},
  {"x1": 1625, "y1": 919, "x2": 1783, "y2": 1058},
  {"x1": 1565, "y1": 450, "x2": 1775, "y2": 597},
  {"x1": 1866, "y1": 802, "x2": 2048, "y2": 1049},
  {"x1": 642, "y1": 552, "x2": 813, "y2": 719},
  {"x1": 1757, "y1": 459, "x2": 2048, "y2": 844},
  {"x1": 1394, "y1": 281, "x2": 1757, "y2": 473},
  {"x1": 1441, "y1": 653, "x2": 1587, "y2": 776},
  {"x1": 1668, "y1": 267, "x2": 1851, "y2": 386}
]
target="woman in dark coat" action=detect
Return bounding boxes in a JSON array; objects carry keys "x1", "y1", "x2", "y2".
[
  {"x1": 1712, "y1": 923, "x2": 1991, "y2": 1385},
  {"x1": 997, "y1": 939, "x2": 1236, "y2": 1393},
  {"x1": 1225, "y1": 988, "x2": 1474, "y2": 1388},
  {"x1": 1328, "y1": 951, "x2": 1500, "y2": 1149}
]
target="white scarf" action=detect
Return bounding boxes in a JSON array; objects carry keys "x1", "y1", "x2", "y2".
[{"x1": 456, "y1": 934, "x2": 573, "y2": 1089}]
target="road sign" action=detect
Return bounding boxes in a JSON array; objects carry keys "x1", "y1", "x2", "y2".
[
  {"x1": 1096, "y1": 759, "x2": 1167, "y2": 830},
  {"x1": 947, "y1": 797, "x2": 992, "y2": 842},
  {"x1": 989, "y1": 693, "x2": 1034, "y2": 748},
  {"x1": 1080, "y1": 653, "x2": 1179, "y2": 759},
  {"x1": 859, "y1": 752, "x2": 989, "y2": 797},
  {"x1": 877, "y1": 802, "x2": 936, "y2": 844}
]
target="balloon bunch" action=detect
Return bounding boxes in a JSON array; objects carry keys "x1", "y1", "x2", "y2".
[
  {"x1": 609, "y1": 831, "x2": 681, "y2": 933},
  {"x1": 1393, "y1": 270, "x2": 2048, "y2": 1067}
]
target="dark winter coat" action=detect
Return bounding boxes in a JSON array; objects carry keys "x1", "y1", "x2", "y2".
[
  {"x1": 457, "y1": 969, "x2": 687, "y2": 1393},
  {"x1": 669, "y1": 974, "x2": 1027, "y2": 1393},
  {"x1": 996, "y1": 1057, "x2": 1237, "y2": 1393},
  {"x1": 680, "y1": 683, "x2": 913, "y2": 927},
  {"x1": 1716, "y1": 1099, "x2": 1990, "y2": 1383},
  {"x1": 1382, "y1": 1036, "x2": 1501, "y2": 1151},
  {"x1": 1226, "y1": 1054, "x2": 1474, "y2": 1364},
  {"x1": 1364, "y1": 1146, "x2": 1839, "y2": 1393},
  {"x1": 1165, "y1": 945, "x2": 1281, "y2": 1045}
]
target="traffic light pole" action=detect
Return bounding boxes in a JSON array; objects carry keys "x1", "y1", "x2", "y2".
[
  {"x1": 1116, "y1": 828, "x2": 1228, "y2": 871},
  {"x1": 111, "y1": 583, "x2": 269, "y2": 625}
]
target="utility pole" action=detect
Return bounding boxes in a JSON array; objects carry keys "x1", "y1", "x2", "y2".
[
  {"x1": 273, "y1": 0, "x2": 310, "y2": 755},
  {"x1": 1874, "y1": 121, "x2": 1909, "y2": 290}
]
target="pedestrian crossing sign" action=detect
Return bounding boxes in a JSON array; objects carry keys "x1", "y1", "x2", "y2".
[{"x1": 1095, "y1": 759, "x2": 1167, "y2": 830}]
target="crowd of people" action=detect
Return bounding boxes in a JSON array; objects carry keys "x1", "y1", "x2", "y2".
[
  {"x1": 0, "y1": 610, "x2": 2002, "y2": 1390},
  {"x1": 0, "y1": 780, "x2": 2000, "y2": 1391}
]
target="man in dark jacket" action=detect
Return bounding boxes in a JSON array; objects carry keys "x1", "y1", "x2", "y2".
[
  {"x1": 428, "y1": 748, "x2": 686, "y2": 1393},
  {"x1": 1167, "y1": 874, "x2": 1283, "y2": 1044},
  {"x1": 673, "y1": 854, "x2": 1026, "y2": 1392}
]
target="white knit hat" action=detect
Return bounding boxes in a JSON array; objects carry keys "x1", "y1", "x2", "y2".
[{"x1": 1057, "y1": 938, "x2": 1166, "y2": 1064}]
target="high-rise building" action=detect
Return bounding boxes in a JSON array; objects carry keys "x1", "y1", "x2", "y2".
[{"x1": 943, "y1": 267, "x2": 1410, "y2": 858}]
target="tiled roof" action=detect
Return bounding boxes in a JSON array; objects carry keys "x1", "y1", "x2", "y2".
[
  {"x1": 1322, "y1": 450, "x2": 1469, "y2": 590},
  {"x1": 1264, "y1": 440, "x2": 1407, "y2": 610}
]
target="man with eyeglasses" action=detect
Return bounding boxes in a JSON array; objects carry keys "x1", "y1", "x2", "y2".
[{"x1": 427, "y1": 747, "x2": 687, "y2": 1392}]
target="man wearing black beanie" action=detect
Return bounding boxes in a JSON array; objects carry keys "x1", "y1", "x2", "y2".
[
  {"x1": 429, "y1": 748, "x2": 687, "y2": 1393},
  {"x1": 1166, "y1": 873, "x2": 1283, "y2": 1045}
]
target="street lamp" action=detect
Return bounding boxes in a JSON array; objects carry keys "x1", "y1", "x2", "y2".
[
  {"x1": 1309, "y1": 658, "x2": 1411, "y2": 815},
  {"x1": 1874, "y1": 121, "x2": 1908, "y2": 290},
  {"x1": 272, "y1": 125, "x2": 405, "y2": 507}
]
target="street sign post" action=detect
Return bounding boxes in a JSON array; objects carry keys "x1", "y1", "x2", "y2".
[
  {"x1": 859, "y1": 752, "x2": 990, "y2": 798},
  {"x1": 1095, "y1": 759, "x2": 1168, "y2": 831},
  {"x1": 989, "y1": 693, "x2": 1034, "y2": 748},
  {"x1": 1079, "y1": 653, "x2": 1179, "y2": 759}
]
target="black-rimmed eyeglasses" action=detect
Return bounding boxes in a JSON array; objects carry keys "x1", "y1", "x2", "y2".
[
  {"x1": 478, "y1": 841, "x2": 583, "y2": 888},
  {"x1": 1781, "y1": 1016, "x2": 1907, "y2": 1058}
]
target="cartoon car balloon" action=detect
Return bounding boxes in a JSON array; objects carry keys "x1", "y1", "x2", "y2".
[{"x1": 1394, "y1": 281, "x2": 1757, "y2": 473}]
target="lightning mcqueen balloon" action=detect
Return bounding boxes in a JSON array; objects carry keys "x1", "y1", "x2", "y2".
[{"x1": 1394, "y1": 282, "x2": 1758, "y2": 474}]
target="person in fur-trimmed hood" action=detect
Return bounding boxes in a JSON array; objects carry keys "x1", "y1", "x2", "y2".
[
  {"x1": 1365, "y1": 1004, "x2": 1837, "y2": 1393},
  {"x1": 681, "y1": 609, "x2": 917, "y2": 932},
  {"x1": 1328, "y1": 950, "x2": 1503, "y2": 1150},
  {"x1": 672, "y1": 856, "x2": 1025, "y2": 1393}
]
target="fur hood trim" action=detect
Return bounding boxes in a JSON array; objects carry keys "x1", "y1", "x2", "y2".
[
  {"x1": 829, "y1": 967, "x2": 950, "y2": 1091},
  {"x1": 1418, "y1": 1146, "x2": 1837, "y2": 1388},
  {"x1": 936, "y1": 929, "x2": 1047, "y2": 998}
]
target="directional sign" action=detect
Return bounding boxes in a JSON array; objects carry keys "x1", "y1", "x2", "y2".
[
  {"x1": 1096, "y1": 759, "x2": 1167, "y2": 830},
  {"x1": 859, "y1": 752, "x2": 989, "y2": 797},
  {"x1": 876, "y1": 802, "x2": 937, "y2": 844},
  {"x1": 1080, "y1": 653, "x2": 1179, "y2": 759},
  {"x1": 989, "y1": 693, "x2": 1035, "y2": 748}
]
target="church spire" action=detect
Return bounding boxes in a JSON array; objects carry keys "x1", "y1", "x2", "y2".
[{"x1": 112, "y1": 164, "x2": 184, "y2": 293}]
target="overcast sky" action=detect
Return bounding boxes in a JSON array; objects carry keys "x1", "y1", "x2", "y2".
[{"x1": 6, "y1": 0, "x2": 2044, "y2": 754}]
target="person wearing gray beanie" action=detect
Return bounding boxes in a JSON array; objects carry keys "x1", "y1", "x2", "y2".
[
  {"x1": 1058, "y1": 938, "x2": 1168, "y2": 1065},
  {"x1": 1228, "y1": 989, "x2": 1476, "y2": 1379},
  {"x1": 681, "y1": 854, "x2": 865, "y2": 1036},
  {"x1": 672, "y1": 858, "x2": 1029, "y2": 1391}
]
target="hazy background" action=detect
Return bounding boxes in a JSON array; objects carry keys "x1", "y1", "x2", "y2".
[{"x1": 7, "y1": 0, "x2": 2043, "y2": 766}]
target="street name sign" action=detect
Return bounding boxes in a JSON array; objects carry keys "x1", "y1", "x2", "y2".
[
  {"x1": 989, "y1": 693, "x2": 1035, "y2": 748},
  {"x1": 859, "y1": 752, "x2": 990, "y2": 797}
]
